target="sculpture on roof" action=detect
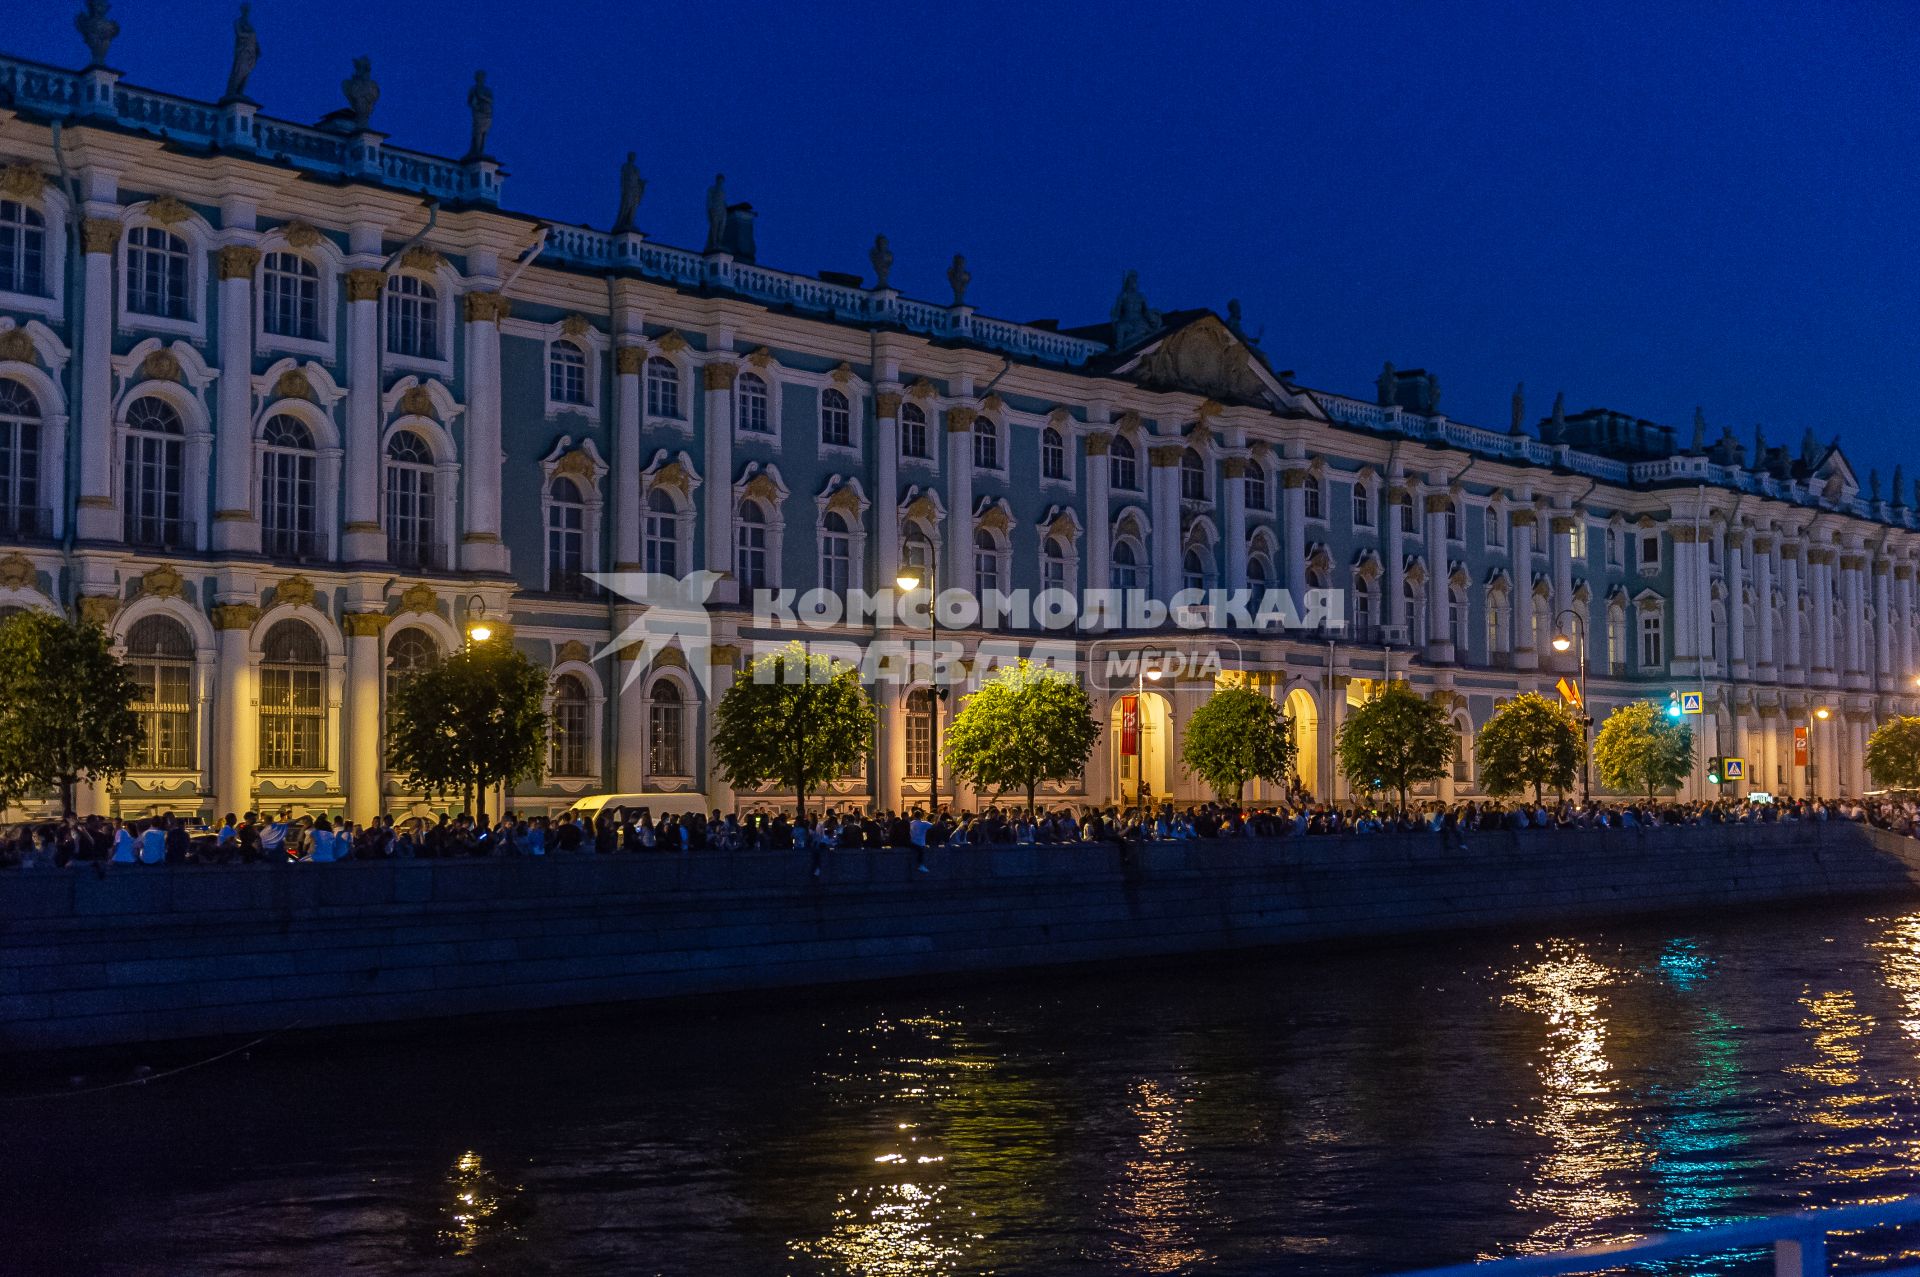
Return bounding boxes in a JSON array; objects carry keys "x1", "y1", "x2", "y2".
[
  {"x1": 611, "y1": 152, "x2": 645, "y2": 233},
  {"x1": 1800, "y1": 427, "x2": 1819, "y2": 466},
  {"x1": 869, "y1": 234, "x2": 893, "y2": 289},
  {"x1": 1894, "y1": 465, "x2": 1906, "y2": 507},
  {"x1": 1510, "y1": 382, "x2": 1526, "y2": 435},
  {"x1": 1423, "y1": 372, "x2": 1441, "y2": 414},
  {"x1": 704, "y1": 175, "x2": 728, "y2": 253},
  {"x1": 1375, "y1": 361, "x2": 1396, "y2": 408},
  {"x1": 1753, "y1": 423, "x2": 1767, "y2": 466},
  {"x1": 76, "y1": 0, "x2": 118, "y2": 67},
  {"x1": 342, "y1": 57, "x2": 378, "y2": 131},
  {"x1": 1870, "y1": 468, "x2": 1883, "y2": 502},
  {"x1": 1691, "y1": 406, "x2": 1706, "y2": 453},
  {"x1": 464, "y1": 71, "x2": 493, "y2": 160},
  {"x1": 223, "y1": 4, "x2": 259, "y2": 101},
  {"x1": 947, "y1": 254, "x2": 971, "y2": 307},
  {"x1": 1544, "y1": 391, "x2": 1566, "y2": 444},
  {"x1": 1109, "y1": 271, "x2": 1161, "y2": 350}
]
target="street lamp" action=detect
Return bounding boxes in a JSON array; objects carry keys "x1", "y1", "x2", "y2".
[
  {"x1": 465, "y1": 595, "x2": 492, "y2": 644},
  {"x1": 1810, "y1": 704, "x2": 1831, "y2": 799},
  {"x1": 896, "y1": 553, "x2": 945, "y2": 817},
  {"x1": 1135, "y1": 660, "x2": 1164, "y2": 814},
  {"x1": 1550, "y1": 608, "x2": 1591, "y2": 804}
]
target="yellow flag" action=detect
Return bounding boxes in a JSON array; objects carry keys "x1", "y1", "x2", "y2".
[{"x1": 1556, "y1": 676, "x2": 1582, "y2": 707}]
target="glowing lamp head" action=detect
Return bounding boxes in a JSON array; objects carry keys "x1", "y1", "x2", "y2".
[
  {"x1": 895, "y1": 569, "x2": 923, "y2": 593},
  {"x1": 1146, "y1": 667, "x2": 1164, "y2": 682},
  {"x1": 1815, "y1": 706, "x2": 1831, "y2": 720},
  {"x1": 1551, "y1": 633, "x2": 1573, "y2": 653},
  {"x1": 467, "y1": 623, "x2": 492, "y2": 643}
]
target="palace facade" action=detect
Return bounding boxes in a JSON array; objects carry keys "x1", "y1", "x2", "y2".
[{"x1": 0, "y1": 36, "x2": 1912, "y2": 819}]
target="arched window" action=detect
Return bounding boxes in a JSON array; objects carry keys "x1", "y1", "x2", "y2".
[
  {"x1": 0, "y1": 199, "x2": 47, "y2": 296},
  {"x1": 1041, "y1": 427, "x2": 1065, "y2": 479},
  {"x1": 1249, "y1": 554, "x2": 1272, "y2": 607},
  {"x1": 820, "y1": 388, "x2": 851, "y2": 448},
  {"x1": 1304, "y1": 475, "x2": 1324, "y2": 520},
  {"x1": 645, "y1": 357, "x2": 681, "y2": 418},
  {"x1": 0, "y1": 379, "x2": 41, "y2": 535},
  {"x1": 972, "y1": 418, "x2": 999, "y2": 470},
  {"x1": 1485, "y1": 505, "x2": 1505, "y2": 548},
  {"x1": 1180, "y1": 448, "x2": 1206, "y2": 501},
  {"x1": 900, "y1": 403, "x2": 929, "y2": 459},
  {"x1": 260, "y1": 251, "x2": 319, "y2": 339},
  {"x1": 905, "y1": 688, "x2": 935, "y2": 779},
  {"x1": 384, "y1": 430, "x2": 436, "y2": 569},
  {"x1": 1042, "y1": 537, "x2": 1069, "y2": 592},
  {"x1": 973, "y1": 529, "x2": 1001, "y2": 595},
  {"x1": 735, "y1": 500, "x2": 769, "y2": 590},
  {"x1": 1453, "y1": 720, "x2": 1472, "y2": 785},
  {"x1": 1183, "y1": 546, "x2": 1208, "y2": 592},
  {"x1": 384, "y1": 274, "x2": 438, "y2": 358},
  {"x1": 1399, "y1": 495, "x2": 1417, "y2": 535},
  {"x1": 260, "y1": 414, "x2": 318, "y2": 560},
  {"x1": 1307, "y1": 561, "x2": 1330, "y2": 591},
  {"x1": 546, "y1": 476, "x2": 587, "y2": 593},
  {"x1": 648, "y1": 680, "x2": 685, "y2": 776},
  {"x1": 126, "y1": 225, "x2": 190, "y2": 318},
  {"x1": 258, "y1": 620, "x2": 325, "y2": 771},
  {"x1": 123, "y1": 396, "x2": 187, "y2": 549},
  {"x1": 385, "y1": 627, "x2": 439, "y2": 758},
  {"x1": 737, "y1": 372, "x2": 770, "y2": 434},
  {"x1": 1449, "y1": 584, "x2": 1469, "y2": 650},
  {"x1": 549, "y1": 340, "x2": 588, "y2": 405},
  {"x1": 550, "y1": 674, "x2": 590, "y2": 777},
  {"x1": 1351, "y1": 574, "x2": 1373, "y2": 632},
  {"x1": 1110, "y1": 436, "x2": 1138, "y2": 491},
  {"x1": 1244, "y1": 462, "x2": 1267, "y2": 512},
  {"x1": 126, "y1": 615, "x2": 193, "y2": 770},
  {"x1": 1352, "y1": 482, "x2": 1372, "y2": 527},
  {"x1": 1405, "y1": 579, "x2": 1427, "y2": 646},
  {"x1": 1444, "y1": 498, "x2": 1460, "y2": 542},
  {"x1": 821, "y1": 511, "x2": 853, "y2": 594},
  {"x1": 1607, "y1": 605, "x2": 1628, "y2": 673},
  {"x1": 902, "y1": 530, "x2": 933, "y2": 575},
  {"x1": 1489, "y1": 594, "x2": 1512, "y2": 660},
  {"x1": 643, "y1": 488, "x2": 679, "y2": 576},
  {"x1": 1111, "y1": 539, "x2": 1141, "y2": 590}
]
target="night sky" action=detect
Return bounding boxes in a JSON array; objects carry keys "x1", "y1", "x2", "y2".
[{"x1": 12, "y1": 1, "x2": 1919, "y2": 484}]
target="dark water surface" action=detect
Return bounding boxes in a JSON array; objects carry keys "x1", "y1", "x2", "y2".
[{"x1": 10, "y1": 903, "x2": 1920, "y2": 1276}]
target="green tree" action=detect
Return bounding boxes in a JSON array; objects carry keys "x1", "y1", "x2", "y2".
[
  {"x1": 1866, "y1": 715, "x2": 1920, "y2": 792},
  {"x1": 944, "y1": 658, "x2": 1100, "y2": 814},
  {"x1": 0, "y1": 610, "x2": 143, "y2": 815},
  {"x1": 1180, "y1": 683, "x2": 1297, "y2": 805},
  {"x1": 1335, "y1": 681, "x2": 1454, "y2": 812},
  {"x1": 387, "y1": 637, "x2": 551, "y2": 818},
  {"x1": 1593, "y1": 700, "x2": 1694, "y2": 799},
  {"x1": 712, "y1": 640, "x2": 876, "y2": 821},
  {"x1": 1474, "y1": 692, "x2": 1583, "y2": 804}
]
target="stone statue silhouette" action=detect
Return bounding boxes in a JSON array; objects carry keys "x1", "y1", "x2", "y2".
[
  {"x1": 704, "y1": 174, "x2": 728, "y2": 253},
  {"x1": 1545, "y1": 391, "x2": 1566, "y2": 443},
  {"x1": 1109, "y1": 271, "x2": 1161, "y2": 349},
  {"x1": 1691, "y1": 406, "x2": 1707, "y2": 452},
  {"x1": 464, "y1": 71, "x2": 493, "y2": 160},
  {"x1": 76, "y1": 0, "x2": 118, "y2": 67},
  {"x1": 223, "y1": 4, "x2": 259, "y2": 101},
  {"x1": 1894, "y1": 465, "x2": 1906, "y2": 506},
  {"x1": 612, "y1": 152, "x2": 645, "y2": 234},
  {"x1": 1510, "y1": 382, "x2": 1526, "y2": 435},
  {"x1": 1870, "y1": 468, "x2": 1883, "y2": 502},
  {"x1": 1375, "y1": 361, "x2": 1396, "y2": 408},
  {"x1": 947, "y1": 254, "x2": 970, "y2": 306},
  {"x1": 342, "y1": 57, "x2": 378, "y2": 131},
  {"x1": 869, "y1": 234, "x2": 893, "y2": 289}
]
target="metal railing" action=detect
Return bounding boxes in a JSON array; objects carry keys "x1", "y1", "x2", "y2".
[
  {"x1": 1392, "y1": 1198, "x2": 1920, "y2": 1277},
  {"x1": 262, "y1": 527, "x2": 329, "y2": 564},
  {"x1": 386, "y1": 540, "x2": 449, "y2": 572}
]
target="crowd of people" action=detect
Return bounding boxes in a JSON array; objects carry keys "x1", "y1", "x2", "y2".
[{"x1": 2, "y1": 792, "x2": 1917, "y2": 870}]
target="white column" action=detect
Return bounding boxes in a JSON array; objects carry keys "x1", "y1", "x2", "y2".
[
  {"x1": 877, "y1": 680, "x2": 904, "y2": 812},
  {"x1": 1386, "y1": 485, "x2": 1408, "y2": 634},
  {"x1": 1282, "y1": 468, "x2": 1308, "y2": 607},
  {"x1": 1085, "y1": 432, "x2": 1112, "y2": 601},
  {"x1": 614, "y1": 637, "x2": 647, "y2": 792},
  {"x1": 945, "y1": 407, "x2": 977, "y2": 595},
  {"x1": 1510, "y1": 511, "x2": 1536, "y2": 668},
  {"x1": 874, "y1": 390, "x2": 902, "y2": 592},
  {"x1": 343, "y1": 613, "x2": 385, "y2": 823},
  {"x1": 612, "y1": 347, "x2": 644, "y2": 568},
  {"x1": 705, "y1": 646, "x2": 738, "y2": 812},
  {"x1": 341, "y1": 268, "x2": 386, "y2": 561},
  {"x1": 1780, "y1": 549, "x2": 1803, "y2": 677},
  {"x1": 1223, "y1": 457, "x2": 1249, "y2": 592},
  {"x1": 211, "y1": 245, "x2": 261, "y2": 553},
  {"x1": 460, "y1": 291, "x2": 509, "y2": 572},
  {"x1": 1549, "y1": 514, "x2": 1575, "y2": 620},
  {"x1": 1424, "y1": 493, "x2": 1451, "y2": 660},
  {"x1": 75, "y1": 216, "x2": 120, "y2": 540},
  {"x1": 1875, "y1": 562, "x2": 1894, "y2": 681},
  {"x1": 1726, "y1": 533, "x2": 1747, "y2": 674},
  {"x1": 1812, "y1": 552, "x2": 1836, "y2": 675},
  {"x1": 1754, "y1": 535, "x2": 1775, "y2": 675},
  {"x1": 1150, "y1": 443, "x2": 1182, "y2": 601},
  {"x1": 212, "y1": 607, "x2": 257, "y2": 819},
  {"x1": 703, "y1": 362, "x2": 738, "y2": 602},
  {"x1": 1899, "y1": 566, "x2": 1916, "y2": 682},
  {"x1": 1673, "y1": 528, "x2": 1698, "y2": 664}
]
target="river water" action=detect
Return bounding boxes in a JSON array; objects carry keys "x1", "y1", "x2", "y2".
[{"x1": 10, "y1": 902, "x2": 1920, "y2": 1276}]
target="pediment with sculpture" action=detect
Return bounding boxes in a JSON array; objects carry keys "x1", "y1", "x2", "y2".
[{"x1": 1126, "y1": 315, "x2": 1278, "y2": 406}]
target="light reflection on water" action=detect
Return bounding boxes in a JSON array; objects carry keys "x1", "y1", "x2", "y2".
[{"x1": 17, "y1": 905, "x2": 1920, "y2": 1274}]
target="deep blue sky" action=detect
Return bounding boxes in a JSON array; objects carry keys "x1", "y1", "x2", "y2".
[{"x1": 14, "y1": 1, "x2": 1920, "y2": 483}]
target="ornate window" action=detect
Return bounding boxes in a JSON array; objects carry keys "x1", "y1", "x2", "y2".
[
  {"x1": 1352, "y1": 482, "x2": 1371, "y2": 527},
  {"x1": 1245, "y1": 462, "x2": 1268, "y2": 512},
  {"x1": 902, "y1": 530, "x2": 934, "y2": 575},
  {"x1": 260, "y1": 414, "x2": 319, "y2": 561},
  {"x1": 643, "y1": 488, "x2": 680, "y2": 576},
  {"x1": 820, "y1": 388, "x2": 852, "y2": 448},
  {"x1": 1607, "y1": 605, "x2": 1628, "y2": 672},
  {"x1": 385, "y1": 627, "x2": 439, "y2": 758},
  {"x1": 546, "y1": 476, "x2": 587, "y2": 592},
  {"x1": 1639, "y1": 611, "x2": 1664, "y2": 668},
  {"x1": 261, "y1": 251, "x2": 319, "y2": 340},
  {"x1": 735, "y1": 500, "x2": 769, "y2": 590},
  {"x1": 737, "y1": 372, "x2": 771, "y2": 434},
  {"x1": 123, "y1": 396, "x2": 187, "y2": 549},
  {"x1": 905, "y1": 688, "x2": 935, "y2": 780},
  {"x1": 258, "y1": 619, "x2": 326, "y2": 771},
  {"x1": 126, "y1": 615, "x2": 193, "y2": 770},
  {"x1": 1453, "y1": 720, "x2": 1472, "y2": 785},
  {"x1": 821, "y1": 511, "x2": 853, "y2": 594},
  {"x1": 126, "y1": 225, "x2": 190, "y2": 318},
  {"x1": 1405, "y1": 579, "x2": 1427, "y2": 646},
  {"x1": 384, "y1": 429, "x2": 437, "y2": 569},
  {"x1": 1183, "y1": 546, "x2": 1208, "y2": 592},
  {"x1": 1488, "y1": 595, "x2": 1511, "y2": 658},
  {"x1": 900, "y1": 403, "x2": 929, "y2": 459},
  {"x1": 648, "y1": 680, "x2": 685, "y2": 776},
  {"x1": 384, "y1": 274, "x2": 438, "y2": 359},
  {"x1": 0, "y1": 378, "x2": 41, "y2": 535},
  {"x1": 1444, "y1": 499, "x2": 1461, "y2": 542},
  {"x1": 973, "y1": 529, "x2": 1001, "y2": 595},
  {"x1": 1041, "y1": 427, "x2": 1066, "y2": 480},
  {"x1": 645, "y1": 357, "x2": 681, "y2": 418},
  {"x1": 1043, "y1": 537, "x2": 1069, "y2": 592},
  {"x1": 1180, "y1": 448, "x2": 1206, "y2": 501},
  {"x1": 1304, "y1": 476, "x2": 1324, "y2": 520},
  {"x1": 1484, "y1": 505, "x2": 1504, "y2": 548},
  {"x1": 1399, "y1": 495, "x2": 1417, "y2": 535},
  {"x1": 1351, "y1": 575, "x2": 1374, "y2": 632},
  {"x1": 1109, "y1": 436, "x2": 1138, "y2": 490},
  {"x1": 548, "y1": 340, "x2": 588, "y2": 406},
  {"x1": 1449, "y1": 584, "x2": 1469, "y2": 649},
  {"x1": 550, "y1": 674, "x2": 591, "y2": 777},
  {"x1": 972, "y1": 418, "x2": 999, "y2": 470},
  {"x1": 1111, "y1": 539, "x2": 1141, "y2": 590},
  {"x1": 0, "y1": 199, "x2": 47, "y2": 296}
]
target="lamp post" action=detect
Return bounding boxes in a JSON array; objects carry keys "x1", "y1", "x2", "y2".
[
  {"x1": 1135, "y1": 659, "x2": 1164, "y2": 814},
  {"x1": 1811, "y1": 704, "x2": 1831, "y2": 800},
  {"x1": 464, "y1": 594, "x2": 492, "y2": 645},
  {"x1": 895, "y1": 553, "x2": 945, "y2": 817},
  {"x1": 1550, "y1": 608, "x2": 1591, "y2": 804}
]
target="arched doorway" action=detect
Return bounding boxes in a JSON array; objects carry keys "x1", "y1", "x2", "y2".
[
  {"x1": 1110, "y1": 690, "x2": 1171, "y2": 810},
  {"x1": 1285, "y1": 687, "x2": 1319, "y2": 799}
]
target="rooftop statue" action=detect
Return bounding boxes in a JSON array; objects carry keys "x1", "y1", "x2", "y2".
[
  {"x1": 1510, "y1": 382, "x2": 1526, "y2": 435},
  {"x1": 1109, "y1": 270, "x2": 1161, "y2": 349},
  {"x1": 1691, "y1": 406, "x2": 1707, "y2": 453},
  {"x1": 1544, "y1": 391, "x2": 1566, "y2": 443},
  {"x1": 1375, "y1": 361, "x2": 1396, "y2": 407},
  {"x1": 464, "y1": 71, "x2": 493, "y2": 160},
  {"x1": 1423, "y1": 372, "x2": 1441, "y2": 414},
  {"x1": 343, "y1": 57, "x2": 378, "y2": 131},
  {"x1": 1870, "y1": 468, "x2": 1883, "y2": 502},
  {"x1": 704, "y1": 174, "x2": 728, "y2": 252},
  {"x1": 223, "y1": 4, "x2": 259, "y2": 101},
  {"x1": 868, "y1": 234, "x2": 893, "y2": 289},
  {"x1": 1894, "y1": 465, "x2": 1906, "y2": 507},
  {"x1": 1754, "y1": 423, "x2": 1767, "y2": 464},
  {"x1": 611, "y1": 152, "x2": 645, "y2": 234},
  {"x1": 76, "y1": 0, "x2": 118, "y2": 68},
  {"x1": 1800, "y1": 427, "x2": 1819, "y2": 465},
  {"x1": 947, "y1": 254, "x2": 970, "y2": 306}
]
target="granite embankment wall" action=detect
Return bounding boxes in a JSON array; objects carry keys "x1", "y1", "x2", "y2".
[{"x1": 2, "y1": 823, "x2": 1917, "y2": 1052}]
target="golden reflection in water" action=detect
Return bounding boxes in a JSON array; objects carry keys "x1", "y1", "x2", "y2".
[
  {"x1": 1104, "y1": 1077, "x2": 1214, "y2": 1274},
  {"x1": 435, "y1": 1149, "x2": 525, "y2": 1257},
  {"x1": 1786, "y1": 986, "x2": 1896, "y2": 1183},
  {"x1": 1502, "y1": 941, "x2": 1650, "y2": 1254}
]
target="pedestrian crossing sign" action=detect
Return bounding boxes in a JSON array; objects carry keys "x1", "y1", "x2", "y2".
[
  {"x1": 1723, "y1": 756, "x2": 1745, "y2": 780},
  {"x1": 1680, "y1": 691, "x2": 1703, "y2": 714}
]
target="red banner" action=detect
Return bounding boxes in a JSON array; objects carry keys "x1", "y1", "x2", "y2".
[
  {"x1": 1793, "y1": 725, "x2": 1809, "y2": 767},
  {"x1": 1121, "y1": 695, "x2": 1140, "y2": 755}
]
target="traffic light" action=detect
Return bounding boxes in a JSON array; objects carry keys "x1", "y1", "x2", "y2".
[{"x1": 1706, "y1": 755, "x2": 1724, "y2": 785}]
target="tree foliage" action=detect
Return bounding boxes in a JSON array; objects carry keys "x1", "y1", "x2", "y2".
[
  {"x1": 387, "y1": 637, "x2": 551, "y2": 817},
  {"x1": 945, "y1": 658, "x2": 1100, "y2": 814},
  {"x1": 1866, "y1": 715, "x2": 1920, "y2": 792},
  {"x1": 0, "y1": 610, "x2": 143, "y2": 815},
  {"x1": 1474, "y1": 691, "x2": 1583, "y2": 803},
  {"x1": 712, "y1": 641, "x2": 876, "y2": 821},
  {"x1": 1593, "y1": 700, "x2": 1694, "y2": 799},
  {"x1": 1180, "y1": 684, "x2": 1297, "y2": 805},
  {"x1": 1335, "y1": 681, "x2": 1454, "y2": 812}
]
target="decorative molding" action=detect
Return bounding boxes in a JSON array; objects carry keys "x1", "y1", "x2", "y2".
[
  {"x1": 81, "y1": 218, "x2": 120, "y2": 255},
  {"x1": 560, "y1": 313, "x2": 592, "y2": 338},
  {"x1": 556, "y1": 639, "x2": 591, "y2": 664},
  {"x1": 614, "y1": 345, "x2": 646, "y2": 376},
  {"x1": 655, "y1": 330, "x2": 689, "y2": 354},
  {"x1": 831, "y1": 362, "x2": 855, "y2": 385},
  {"x1": 746, "y1": 346, "x2": 774, "y2": 369},
  {"x1": 652, "y1": 646, "x2": 688, "y2": 670},
  {"x1": 139, "y1": 564, "x2": 185, "y2": 599},
  {"x1": 1222, "y1": 457, "x2": 1248, "y2": 478},
  {"x1": 399, "y1": 245, "x2": 445, "y2": 273},
  {"x1": 341, "y1": 611, "x2": 393, "y2": 638},
  {"x1": 906, "y1": 378, "x2": 937, "y2": 400},
  {"x1": 146, "y1": 195, "x2": 192, "y2": 226},
  {"x1": 1083, "y1": 432, "x2": 1112, "y2": 457},
  {"x1": 281, "y1": 221, "x2": 323, "y2": 249},
  {"x1": 552, "y1": 449, "x2": 597, "y2": 482},
  {"x1": 398, "y1": 385, "x2": 435, "y2": 418},
  {"x1": 709, "y1": 643, "x2": 740, "y2": 665},
  {"x1": 344, "y1": 268, "x2": 384, "y2": 302},
  {"x1": 211, "y1": 603, "x2": 261, "y2": 631},
  {"x1": 76, "y1": 595, "x2": 119, "y2": 627},
  {"x1": 875, "y1": 391, "x2": 902, "y2": 418},
  {"x1": 944, "y1": 406, "x2": 975, "y2": 432},
  {"x1": 0, "y1": 165, "x2": 47, "y2": 200},
  {"x1": 462, "y1": 291, "x2": 511, "y2": 324},
  {"x1": 274, "y1": 369, "x2": 312, "y2": 400},
  {"x1": 1148, "y1": 444, "x2": 1184, "y2": 467},
  {"x1": 400, "y1": 582, "x2": 438, "y2": 614},
  {"x1": 141, "y1": 350, "x2": 181, "y2": 382},
  {"x1": 0, "y1": 552, "x2": 35, "y2": 590},
  {"x1": 0, "y1": 330, "x2": 34, "y2": 364},
  {"x1": 216, "y1": 245, "x2": 260, "y2": 280},
  {"x1": 272, "y1": 575, "x2": 317, "y2": 608},
  {"x1": 702, "y1": 362, "x2": 737, "y2": 390}
]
